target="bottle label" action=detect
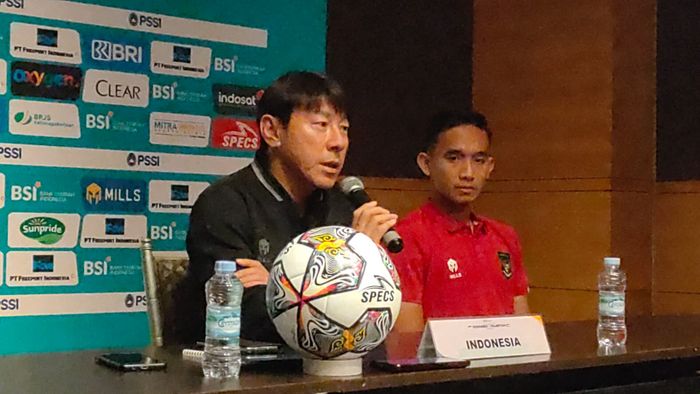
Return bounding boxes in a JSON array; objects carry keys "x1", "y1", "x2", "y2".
[
  {"x1": 599, "y1": 291, "x2": 625, "y2": 317},
  {"x1": 205, "y1": 306, "x2": 240, "y2": 342}
]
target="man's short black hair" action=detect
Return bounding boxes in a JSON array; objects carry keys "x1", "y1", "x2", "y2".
[
  {"x1": 422, "y1": 110, "x2": 492, "y2": 152},
  {"x1": 256, "y1": 71, "x2": 346, "y2": 126}
]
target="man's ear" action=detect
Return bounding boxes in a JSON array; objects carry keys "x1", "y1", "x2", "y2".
[
  {"x1": 259, "y1": 114, "x2": 283, "y2": 147},
  {"x1": 416, "y1": 152, "x2": 431, "y2": 177},
  {"x1": 486, "y1": 156, "x2": 495, "y2": 179}
]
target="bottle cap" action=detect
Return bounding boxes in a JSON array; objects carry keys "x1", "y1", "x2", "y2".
[
  {"x1": 214, "y1": 260, "x2": 237, "y2": 273},
  {"x1": 603, "y1": 257, "x2": 621, "y2": 266}
]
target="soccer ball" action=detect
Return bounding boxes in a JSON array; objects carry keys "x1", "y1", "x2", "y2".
[{"x1": 266, "y1": 225, "x2": 402, "y2": 360}]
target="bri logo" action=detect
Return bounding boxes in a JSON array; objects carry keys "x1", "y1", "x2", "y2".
[{"x1": 91, "y1": 39, "x2": 143, "y2": 63}]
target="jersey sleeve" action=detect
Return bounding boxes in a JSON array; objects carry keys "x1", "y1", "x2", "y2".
[
  {"x1": 510, "y1": 231, "x2": 529, "y2": 296},
  {"x1": 391, "y1": 219, "x2": 426, "y2": 304}
]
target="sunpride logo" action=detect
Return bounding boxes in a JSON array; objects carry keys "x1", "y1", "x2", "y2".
[{"x1": 20, "y1": 217, "x2": 65, "y2": 245}]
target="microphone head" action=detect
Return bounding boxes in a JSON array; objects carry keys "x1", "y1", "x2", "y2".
[{"x1": 338, "y1": 176, "x2": 364, "y2": 195}]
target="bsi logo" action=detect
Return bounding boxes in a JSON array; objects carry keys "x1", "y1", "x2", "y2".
[
  {"x1": 214, "y1": 57, "x2": 237, "y2": 73},
  {"x1": 0, "y1": 146, "x2": 22, "y2": 160},
  {"x1": 152, "y1": 82, "x2": 176, "y2": 100},
  {"x1": 0, "y1": 0, "x2": 24, "y2": 9},
  {"x1": 150, "y1": 224, "x2": 174, "y2": 240},
  {"x1": 86, "y1": 112, "x2": 112, "y2": 130},
  {"x1": 11, "y1": 185, "x2": 37, "y2": 201},
  {"x1": 84, "y1": 257, "x2": 109, "y2": 276},
  {"x1": 128, "y1": 12, "x2": 162, "y2": 29}
]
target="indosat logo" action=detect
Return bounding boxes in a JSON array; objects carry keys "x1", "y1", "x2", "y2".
[
  {"x1": 20, "y1": 217, "x2": 65, "y2": 245},
  {"x1": 10, "y1": 61, "x2": 82, "y2": 100},
  {"x1": 213, "y1": 84, "x2": 264, "y2": 117}
]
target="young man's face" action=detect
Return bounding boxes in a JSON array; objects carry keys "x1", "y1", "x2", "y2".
[
  {"x1": 278, "y1": 101, "x2": 349, "y2": 189},
  {"x1": 418, "y1": 124, "x2": 494, "y2": 207}
]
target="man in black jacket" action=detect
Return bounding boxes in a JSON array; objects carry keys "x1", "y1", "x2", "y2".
[{"x1": 175, "y1": 71, "x2": 397, "y2": 343}]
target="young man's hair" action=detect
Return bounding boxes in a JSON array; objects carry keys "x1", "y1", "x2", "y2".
[
  {"x1": 422, "y1": 110, "x2": 492, "y2": 152},
  {"x1": 255, "y1": 71, "x2": 346, "y2": 157}
]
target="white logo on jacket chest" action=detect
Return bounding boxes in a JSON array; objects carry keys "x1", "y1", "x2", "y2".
[{"x1": 447, "y1": 258, "x2": 462, "y2": 279}]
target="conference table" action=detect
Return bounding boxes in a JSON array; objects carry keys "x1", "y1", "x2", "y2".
[{"x1": 2, "y1": 314, "x2": 700, "y2": 393}]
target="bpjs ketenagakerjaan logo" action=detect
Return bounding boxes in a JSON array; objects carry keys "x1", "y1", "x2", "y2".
[{"x1": 11, "y1": 61, "x2": 82, "y2": 100}]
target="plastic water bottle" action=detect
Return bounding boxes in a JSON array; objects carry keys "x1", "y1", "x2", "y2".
[
  {"x1": 202, "y1": 260, "x2": 243, "y2": 378},
  {"x1": 597, "y1": 257, "x2": 627, "y2": 347}
]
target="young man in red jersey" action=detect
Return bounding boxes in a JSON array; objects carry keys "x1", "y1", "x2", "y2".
[{"x1": 391, "y1": 110, "x2": 529, "y2": 332}]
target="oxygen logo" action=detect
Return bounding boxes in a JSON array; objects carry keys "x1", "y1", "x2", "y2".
[{"x1": 20, "y1": 217, "x2": 65, "y2": 245}]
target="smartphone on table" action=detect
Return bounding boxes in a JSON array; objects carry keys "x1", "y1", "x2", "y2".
[
  {"x1": 372, "y1": 357, "x2": 470, "y2": 372},
  {"x1": 95, "y1": 352, "x2": 167, "y2": 372}
]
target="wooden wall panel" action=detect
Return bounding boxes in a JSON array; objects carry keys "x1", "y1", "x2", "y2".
[
  {"x1": 473, "y1": 0, "x2": 613, "y2": 180},
  {"x1": 611, "y1": 192, "x2": 653, "y2": 291},
  {"x1": 529, "y1": 288, "x2": 651, "y2": 323},
  {"x1": 654, "y1": 190, "x2": 700, "y2": 293},
  {"x1": 653, "y1": 292, "x2": 700, "y2": 315},
  {"x1": 476, "y1": 191, "x2": 610, "y2": 290}
]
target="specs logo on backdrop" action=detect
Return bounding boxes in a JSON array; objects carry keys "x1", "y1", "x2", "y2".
[
  {"x1": 148, "y1": 180, "x2": 209, "y2": 213},
  {"x1": 0, "y1": 146, "x2": 23, "y2": 160},
  {"x1": 20, "y1": 217, "x2": 65, "y2": 245},
  {"x1": 128, "y1": 12, "x2": 162, "y2": 29},
  {"x1": 126, "y1": 152, "x2": 160, "y2": 168},
  {"x1": 213, "y1": 84, "x2": 263, "y2": 117},
  {"x1": 211, "y1": 117, "x2": 260, "y2": 151},
  {"x1": 10, "y1": 23, "x2": 82, "y2": 64},
  {"x1": 9, "y1": 99, "x2": 81, "y2": 139},
  {"x1": 82, "y1": 177, "x2": 146, "y2": 212},
  {"x1": 149, "y1": 112, "x2": 211, "y2": 148},
  {"x1": 11, "y1": 62, "x2": 82, "y2": 100},
  {"x1": 151, "y1": 41, "x2": 211, "y2": 78},
  {"x1": 0, "y1": 0, "x2": 25, "y2": 9},
  {"x1": 82, "y1": 69, "x2": 149, "y2": 107},
  {"x1": 91, "y1": 39, "x2": 143, "y2": 64}
]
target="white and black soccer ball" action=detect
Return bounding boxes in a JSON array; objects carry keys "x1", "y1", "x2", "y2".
[{"x1": 266, "y1": 225, "x2": 402, "y2": 359}]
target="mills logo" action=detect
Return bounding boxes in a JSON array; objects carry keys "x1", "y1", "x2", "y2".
[
  {"x1": 213, "y1": 84, "x2": 264, "y2": 117},
  {"x1": 20, "y1": 217, "x2": 65, "y2": 245},
  {"x1": 82, "y1": 178, "x2": 146, "y2": 212},
  {"x1": 11, "y1": 61, "x2": 82, "y2": 100}
]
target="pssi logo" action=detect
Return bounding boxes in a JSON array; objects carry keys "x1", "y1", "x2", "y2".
[
  {"x1": 128, "y1": 12, "x2": 162, "y2": 29},
  {"x1": 124, "y1": 293, "x2": 146, "y2": 308},
  {"x1": 0, "y1": 0, "x2": 24, "y2": 9},
  {"x1": 127, "y1": 152, "x2": 160, "y2": 167},
  {"x1": 0, "y1": 146, "x2": 22, "y2": 159},
  {"x1": 0, "y1": 298, "x2": 20, "y2": 311}
]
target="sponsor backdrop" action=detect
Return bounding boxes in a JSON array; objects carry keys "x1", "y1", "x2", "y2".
[{"x1": 0, "y1": 0, "x2": 326, "y2": 354}]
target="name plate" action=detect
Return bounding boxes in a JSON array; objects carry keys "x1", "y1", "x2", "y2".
[{"x1": 418, "y1": 314, "x2": 551, "y2": 360}]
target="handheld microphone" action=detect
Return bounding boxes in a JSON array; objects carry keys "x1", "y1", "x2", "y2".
[{"x1": 338, "y1": 176, "x2": 404, "y2": 253}]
